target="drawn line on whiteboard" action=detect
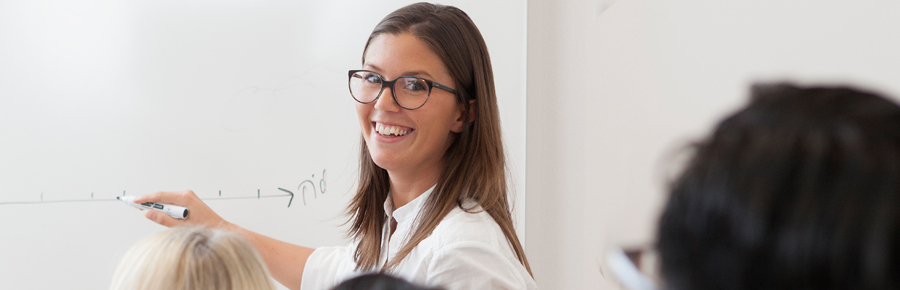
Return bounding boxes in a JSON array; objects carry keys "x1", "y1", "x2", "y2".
[
  {"x1": 2, "y1": 169, "x2": 328, "y2": 208},
  {"x1": 195, "y1": 193, "x2": 293, "y2": 204},
  {"x1": 1, "y1": 198, "x2": 122, "y2": 205},
  {"x1": 0, "y1": 192, "x2": 293, "y2": 206}
]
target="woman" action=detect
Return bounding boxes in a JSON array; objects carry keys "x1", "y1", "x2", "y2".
[
  {"x1": 110, "y1": 226, "x2": 276, "y2": 290},
  {"x1": 133, "y1": 3, "x2": 535, "y2": 290},
  {"x1": 657, "y1": 83, "x2": 900, "y2": 290}
]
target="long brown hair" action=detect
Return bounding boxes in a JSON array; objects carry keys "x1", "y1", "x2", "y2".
[{"x1": 345, "y1": 2, "x2": 532, "y2": 275}]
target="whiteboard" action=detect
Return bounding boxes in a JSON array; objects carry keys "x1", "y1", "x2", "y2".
[{"x1": 0, "y1": 1, "x2": 526, "y2": 289}]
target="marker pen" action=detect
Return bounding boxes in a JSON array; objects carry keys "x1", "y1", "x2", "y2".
[{"x1": 117, "y1": 196, "x2": 189, "y2": 219}]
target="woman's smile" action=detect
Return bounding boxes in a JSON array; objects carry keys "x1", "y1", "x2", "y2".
[
  {"x1": 373, "y1": 122, "x2": 414, "y2": 137},
  {"x1": 371, "y1": 121, "x2": 415, "y2": 144}
]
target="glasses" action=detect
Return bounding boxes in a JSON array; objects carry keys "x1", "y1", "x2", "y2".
[
  {"x1": 348, "y1": 70, "x2": 457, "y2": 110},
  {"x1": 606, "y1": 247, "x2": 660, "y2": 290}
]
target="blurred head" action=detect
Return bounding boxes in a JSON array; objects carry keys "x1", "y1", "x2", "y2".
[
  {"x1": 109, "y1": 226, "x2": 275, "y2": 290},
  {"x1": 348, "y1": 2, "x2": 530, "y2": 274},
  {"x1": 332, "y1": 273, "x2": 444, "y2": 290},
  {"x1": 658, "y1": 83, "x2": 900, "y2": 290}
]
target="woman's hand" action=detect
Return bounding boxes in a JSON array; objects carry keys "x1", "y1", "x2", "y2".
[{"x1": 133, "y1": 190, "x2": 231, "y2": 229}]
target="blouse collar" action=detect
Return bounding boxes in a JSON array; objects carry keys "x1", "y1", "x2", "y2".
[{"x1": 383, "y1": 184, "x2": 437, "y2": 224}]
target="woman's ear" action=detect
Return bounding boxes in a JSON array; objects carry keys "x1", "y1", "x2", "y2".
[{"x1": 450, "y1": 99, "x2": 476, "y2": 133}]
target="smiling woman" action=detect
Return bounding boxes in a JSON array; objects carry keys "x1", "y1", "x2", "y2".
[
  {"x1": 309, "y1": 4, "x2": 535, "y2": 288},
  {"x1": 131, "y1": 2, "x2": 534, "y2": 290}
]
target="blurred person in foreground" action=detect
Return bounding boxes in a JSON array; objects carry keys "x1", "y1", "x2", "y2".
[
  {"x1": 332, "y1": 273, "x2": 444, "y2": 290},
  {"x1": 658, "y1": 83, "x2": 900, "y2": 290}
]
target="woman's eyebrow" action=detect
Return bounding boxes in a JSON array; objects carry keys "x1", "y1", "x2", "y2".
[
  {"x1": 363, "y1": 63, "x2": 382, "y2": 72},
  {"x1": 363, "y1": 63, "x2": 437, "y2": 79},
  {"x1": 400, "y1": 70, "x2": 435, "y2": 79}
]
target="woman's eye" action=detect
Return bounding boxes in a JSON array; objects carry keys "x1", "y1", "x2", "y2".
[
  {"x1": 403, "y1": 79, "x2": 428, "y2": 92},
  {"x1": 364, "y1": 73, "x2": 381, "y2": 83}
]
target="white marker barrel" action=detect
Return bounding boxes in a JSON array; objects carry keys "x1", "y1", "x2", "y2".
[{"x1": 117, "y1": 196, "x2": 189, "y2": 219}]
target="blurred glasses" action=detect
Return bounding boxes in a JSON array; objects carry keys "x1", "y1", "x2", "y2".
[
  {"x1": 348, "y1": 70, "x2": 457, "y2": 110},
  {"x1": 607, "y1": 246, "x2": 660, "y2": 290}
]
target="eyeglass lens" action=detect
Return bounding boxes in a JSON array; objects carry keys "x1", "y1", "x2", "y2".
[{"x1": 349, "y1": 71, "x2": 431, "y2": 109}]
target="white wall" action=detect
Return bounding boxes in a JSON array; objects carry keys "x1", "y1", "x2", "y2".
[{"x1": 526, "y1": 1, "x2": 900, "y2": 288}]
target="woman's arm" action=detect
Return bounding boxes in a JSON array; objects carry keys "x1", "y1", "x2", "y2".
[
  {"x1": 135, "y1": 190, "x2": 313, "y2": 289},
  {"x1": 227, "y1": 224, "x2": 314, "y2": 289}
]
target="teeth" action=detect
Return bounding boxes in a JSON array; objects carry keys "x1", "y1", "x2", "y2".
[{"x1": 375, "y1": 123, "x2": 411, "y2": 137}]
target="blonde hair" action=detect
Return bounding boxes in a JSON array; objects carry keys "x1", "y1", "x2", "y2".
[
  {"x1": 347, "y1": 2, "x2": 531, "y2": 275},
  {"x1": 109, "y1": 226, "x2": 276, "y2": 290}
]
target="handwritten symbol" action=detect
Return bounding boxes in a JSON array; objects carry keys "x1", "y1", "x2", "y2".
[
  {"x1": 277, "y1": 188, "x2": 295, "y2": 207},
  {"x1": 275, "y1": 169, "x2": 327, "y2": 207}
]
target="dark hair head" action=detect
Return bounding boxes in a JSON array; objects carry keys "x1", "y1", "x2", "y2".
[
  {"x1": 331, "y1": 273, "x2": 444, "y2": 290},
  {"x1": 657, "y1": 83, "x2": 900, "y2": 290}
]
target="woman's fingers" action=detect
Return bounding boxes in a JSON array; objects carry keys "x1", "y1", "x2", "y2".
[{"x1": 145, "y1": 208, "x2": 183, "y2": 227}]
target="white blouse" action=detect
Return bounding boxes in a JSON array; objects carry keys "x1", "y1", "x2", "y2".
[{"x1": 300, "y1": 185, "x2": 537, "y2": 290}]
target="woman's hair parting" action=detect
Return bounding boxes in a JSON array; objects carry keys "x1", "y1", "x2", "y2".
[{"x1": 109, "y1": 226, "x2": 276, "y2": 290}]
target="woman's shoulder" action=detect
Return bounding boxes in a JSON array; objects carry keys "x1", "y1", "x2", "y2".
[
  {"x1": 414, "y1": 202, "x2": 536, "y2": 289},
  {"x1": 428, "y1": 202, "x2": 507, "y2": 249}
]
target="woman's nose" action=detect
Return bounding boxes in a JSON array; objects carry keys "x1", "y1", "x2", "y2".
[{"x1": 373, "y1": 85, "x2": 401, "y2": 112}]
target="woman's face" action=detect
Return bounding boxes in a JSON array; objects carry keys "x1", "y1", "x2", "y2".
[{"x1": 356, "y1": 32, "x2": 465, "y2": 176}]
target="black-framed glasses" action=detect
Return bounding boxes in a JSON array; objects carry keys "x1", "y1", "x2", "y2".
[{"x1": 348, "y1": 70, "x2": 457, "y2": 110}]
